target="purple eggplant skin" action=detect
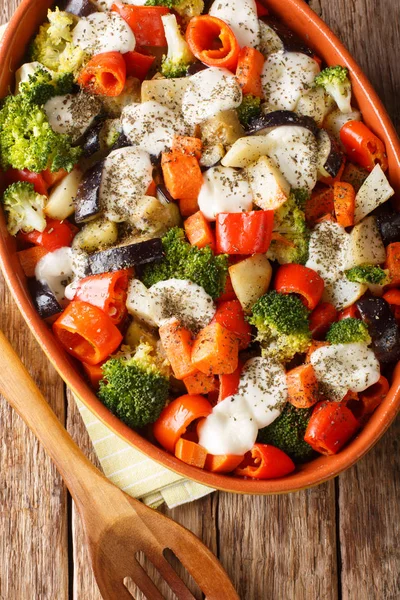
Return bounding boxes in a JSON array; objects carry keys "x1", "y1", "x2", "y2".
[
  {"x1": 88, "y1": 238, "x2": 164, "y2": 275},
  {"x1": 376, "y1": 210, "x2": 400, "y2": 246},
  {"x1": 317, "y1": 130, "x2": 344, "y2": 178},
  {"x1": 261, "y1": 16, "x2": 314, "y2": 56},
  {"x1": 110, "y1": 132, "x2": 131, "y2": 152},
  {"x1": 356, "y1": 297, "x2": 400, "y2": 364},
  {"x1": 82, "y1": 121, "x2": 103, "y2": 159},
  {"x1": 75, "y1": 161, "x2": 104, "y2": 223},
  {"x1": 29, "y1": 280, "x2": 62, "y2": 320},
  {"x1": 58, "y1": 0, "x2": 97, "y2": 16},
  {"x1": 156, "y1": 184, "x2": 173, "y2": 204},
  {"x1": 246, "y1": 111, "x2": 319, "y2": 137}
]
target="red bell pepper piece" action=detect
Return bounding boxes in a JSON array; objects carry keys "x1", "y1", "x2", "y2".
[
  {"x1": 255, "y1": 0, "x2": 269, "y2": 17},
  {"x1": 123, "y1": 49, "x2": 155, "y2": 81},
  {"x1": 338, "y1": 304, "x2": 360, "y2": 320},
  {"x1": 355, "y1": 375, "x2": 389, "y2": 419},
  {"x1": 153, "y1": 394, "x2": 213, "y2": 454},
  {"x1": 218, "y1": 274, "x2": 236, "y2": 302},
  {"x1": 235, "y1": 46, "x2": 265, "y2": 97},
  {"x1": 78, "y1": 52, "x2": 126, "y2": 97},
  {"x1": 73, "y1": 270, "x2": 130, "y2": 325},
  {"x1": 186, "y1": 15, "x2": 240, "y2": 72},
  {"x1": 19, "y1": 218, "x2": 76, "y2": 251},
  {"x1": 234, "y1": 444, "x2": 295, "y2": 479},
  {"x1": 42, "y1": 168, "x2": 68, "y2": 189},
  {"x1": 212, "y1": 300, "x2": 252, "y2": 350},
  {"x1": 274, "y1": 264, "x2": 324, "y2": 310},
  {"x1": 218, "y1": 362, "x2": 242, "y2": 403},
  {"x1": 184, "y1": 211, "x2": 215, "y2": 250},
  {"x1": 304, "y1": 401, "x2": 360, "y2": 455},
  {"x1": 53, "y1": 301, "x2": 123, "y2": 366},
  {"x1": 309, "y1": 302, "x2": 338, "y2": 339},
  {"x1": 340, "y1": 121, "x2": 388, "y2": 172},
  {"x1": 5, "y1": 168, "x2": 48, "y2": 196},
  {"x1": 112, "y1": 3, "x2": 169, "y2": 46},
  {"x1": 216, "y1": 211, "x2": 274, "y2": 255}
]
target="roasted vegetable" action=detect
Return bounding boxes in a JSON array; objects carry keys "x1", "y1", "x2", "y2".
[
  {"x1": 161, "y1": 14, "x2": 195, "y2": 78},
  {"x1": 326, "y1": 318, "x2": 371, "y2": 345},
  {"x1": 2, "y1": 182, "x2": 46, "y2": 235},
  {"x1": 315, "y1": 65, "x2": 352, "y2": 113},
  {"x1": 356, "y1": 297, "x2": 400, "y2": 363}
]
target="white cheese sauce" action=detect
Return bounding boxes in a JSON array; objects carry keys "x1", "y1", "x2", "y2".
[
  {"x1": 182, "y1": 67, "x2": 242, "y2": 126},
  {"x1": 44, "y1": 93, "x2": 102, "y2": 142},
  {"x1": 198, "y1": 166, "x2": 253, "y2": 221},
  {"x1": 122, "y1": 101, "x2": 189, "y2": 156},
  {"x1": 99, "y1": 147, "x2": 153, "y2": 223},
  {"x1": 311, "y1": 343, "x2": 381, "y2": 400},
  {"x1": 35, "y1": 247, "x2": 74, "y2": 304},
  {"x1": 72, "y1": 12, "x2": 136, "y2": 55},
  {"x1": 209, "y1": 0, "x2": 261, "y2": 49},
  {"x1": 261, "y1": 51, "x2": 320, "y2": 111},
  {"x1": 199, "y1": 357, "x2": 287, "y2": 455}
]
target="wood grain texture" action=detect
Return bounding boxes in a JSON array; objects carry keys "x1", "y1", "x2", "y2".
[{"x1": 0, "y1": 1, "x2": 399, "y2": 599}]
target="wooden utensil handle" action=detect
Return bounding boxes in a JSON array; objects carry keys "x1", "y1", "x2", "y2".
[{"x1": 0, "y1": 330, "x2": 103, "y2": 500}]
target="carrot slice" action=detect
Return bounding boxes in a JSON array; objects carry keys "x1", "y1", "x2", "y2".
[
  {"x1": 204, "y1": 453, "x2": 244, "y2": 473},
  {"x1": 18, "y1": 246, "x2": 49, "y2": 278},
  {"x1": 161, "y1": 151, "x2": 204, "y2": 200},
  {"x1": 184, "y1": 211, "x2": 215, "y2": 250},
  {"x1": 172, "y1": 136, "x2": 203, "y2": 160},
  {"x1": 287, "y1": 364, "x2": 319, "y2": 409},
  {"x1": 179, "y1": 197, "x2": 200, "y2": 217},
  {"x1": 159, "y1": 319, "x2": 197, "y2": 380},
  {"x1": 334, "y1": 181, "x2": 355, "y2": 227},
  {"x1": 175, "y1": 438, "x2": 207, "y2": 468},
  {"x1": 305, "y1": 186, "x2": 334, "y2": 225},
  {"x1": 385, "y1": 243, "x2": 400, "y2": 286},
  {"x1": 235, "y1": 46, "x2": 265, "y2": 97},
  {"x1": 183, "y1": 371, "x2": 216, "y2": 395},
  {"x1": 191, "y1": 322, "x2": 239, "y2": 376}
]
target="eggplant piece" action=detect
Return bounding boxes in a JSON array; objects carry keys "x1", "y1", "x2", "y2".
[
  {"x1": 317, "y1": 129, "x2": 343, "y2": 178},
  {"x1": 356, "y1": 297, "x2": 400, "y2": 363},
  {"x1": 29, "y1": 280, "x2": 62, "y2": 320},
  {"x1": 88, "y1": 238, "x2": 164, "y2": 275},
  {"x1": 82, "y1": 121, "x2": 103, "y2": 159},
  {"x1": 156, "y1": 185, "x2": 173, "y2": 205},
  {"x1": 75, "y1": 161, "x2": 104, "y2": 223},
  {"x1": 58, "y1": 0, "x2": 97, "y2": 15},
  {"x1": 110, "y1": 132, "x2": 131, "y2": 152},
  {"x1": 261, "y1": 16, "x2": 314, "y2": 56},
  {"x1": 246, "y1": 111, "x2": 319, "y2": 137},
  {"x1": 376, "y1": 210, "x2": 400, "y2": 245}
]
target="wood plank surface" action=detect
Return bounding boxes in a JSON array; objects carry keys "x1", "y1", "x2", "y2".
[{"x1": 0, "y1": 1, "x2": 399, "y2": 599}]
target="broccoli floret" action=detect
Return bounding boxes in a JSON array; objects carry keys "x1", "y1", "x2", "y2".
[
  {"x1": 20, "y1": 66, "x2": 74, "y2": 105},
  {"x1": 267, "y1": 191, "x2": 311, "y2": 265},
  {"x1": 98, "y1": 344, "x2": 170, "y2": 429},
  {"x1": 2, "y1": 182, "x2": 47, "y2": 235},
  {"x1": 30, "y1": 8, "x2": 85, "y2": 76},
  {"x1": 257, "y1": 403, "x2": 314, "y2": 463},
  {"x1": 314, "y1": 65, "x2": 352, "y2": 114},
  {"x1": 161, "y1": 14, "x2": 195, "y2": 78},
  {"x1": 0, "y1": 92, "x2": 82, "y2": 173},
  {"x1": 326, "y1": 318, "x2": 371, "y2": 345},
  {"x1": 345, "y1": 265, "x2": 389, "y2": 285},
  {"x1": 237, "y1": 94, "x2": 262, "y2": 127},
  {"x1": 249, "y1": 291, "x2": 312, "y2": 362},
  {"x1": 140, "y1": 227, "x2": 228, "y2": 299},
  {"x1": 145, "y1": 0, "x2": 204, "y2": 18}
]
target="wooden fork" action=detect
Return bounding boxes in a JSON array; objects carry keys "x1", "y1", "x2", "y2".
[{"x1": 0, "y1": 331, "x2": 239, "y2": 600}]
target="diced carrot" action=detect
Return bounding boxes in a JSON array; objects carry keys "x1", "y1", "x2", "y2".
[
  {"x1": 218, "y1": 362, "x2": 242, "y2": 402},
  {"x1": 385, "y1": 243, "x2": 400, "y2": 286},
  {"x1": 191, "y1": 322, "x2": 239, "y2": 376},
  {"x1": 172, "y1": 136, "x2": 203, "y2": 160},
  {"x1": 175, "y1": 438, "x2": 207, "y2": 468},
  {"x1": 341, "y1": 161, "x2": 369, "y2": 192},
  {"x1": 82, "y1": 362, "x2": 104, "y2": 389},
  {"x1": 286, "y1": 364, "x2": 319, "y2": 408},
  {"x1": 179, "y1": 197, "x2": 199, "y2": 217},
  {"x1": 204, "y1": 453, "x2": 244, "y2": 473},
  {"x1": 17, "y1": 246, "x2": 49, "y2": 278},
  {"x1": 146, "y1": 180, "x2": 157, "y2": 197},
  {"x1": 184, "y1": 211, "x2": 215, "y2": 249},
  {"x1": 383, "y1": 289, "x2": 400, "y2": 306},
  {"x1": 183, "y1": 371, "x2": 216, "y2": 395},
  {"x1": 333, "y1": 181, "x2": 355, "y2": 227},
  {"x1": 159, "y1": 319, "x2": 197, "y2": 380},
  {"x1": 305, "y1": 186, "x2": 334, "y2": 225},
  {"x1": 235, "y1": 46, "x2": 265, "y2": 97},
  {"x1": 161, "y1": 151, "x2": 204, "y2": 200},
  {"x1": 305, "y1": 340, "x2": 330, "y2": 363},
  {"x1": 319, "y1": 159, "x2": 346, "y2": 186},
  {"x1": 315, "y1": 213, "x2": 336, "y2": 225}
]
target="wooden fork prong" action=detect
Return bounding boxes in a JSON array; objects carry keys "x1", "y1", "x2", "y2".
[
  {"x1": 148, "y1": 552, "x2": 197, "y2": 600},
  {"x1": 125, "y1": 558, "x2": 166, "y2": 600},
  {"x1": 95, "y1": 577, "x2": 137, "y2": 600}
]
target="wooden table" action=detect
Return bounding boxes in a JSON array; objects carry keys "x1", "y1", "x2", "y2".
[{"x1": 0, "y1": 1, "x2": 399, "y2": 598}]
